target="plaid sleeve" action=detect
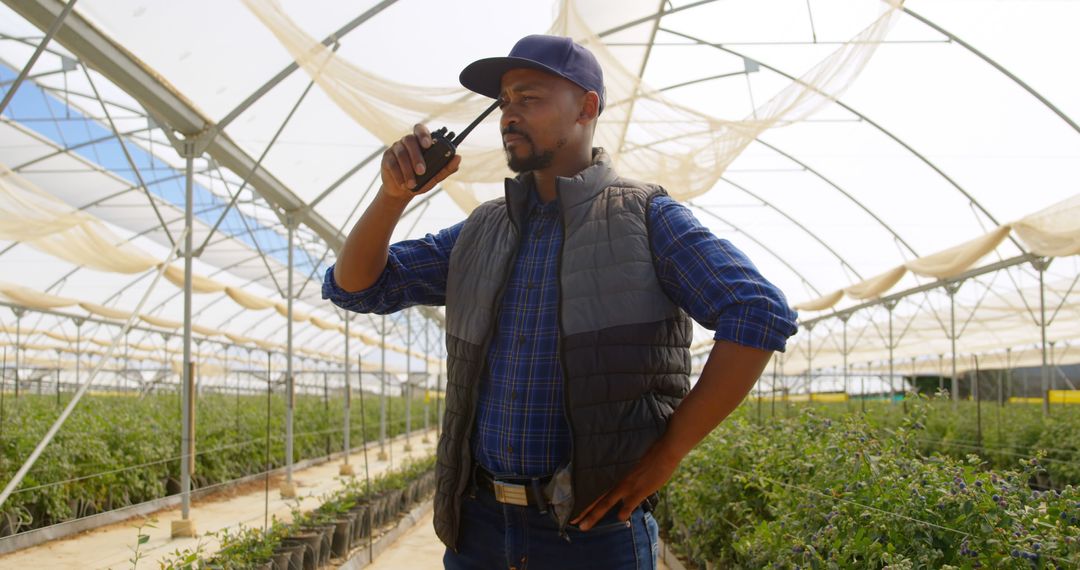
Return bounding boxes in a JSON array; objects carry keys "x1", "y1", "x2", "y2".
[
  {"x1": 322, "y1": 221, "x2": 463, "y2": 314},
  {"x1": 649, "y1": 195, "x2": 799, "y2": 352}
]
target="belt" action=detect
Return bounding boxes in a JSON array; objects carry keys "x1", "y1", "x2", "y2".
[{"x1": 474, "y1": 465, "x2": 551, "y2": 508}]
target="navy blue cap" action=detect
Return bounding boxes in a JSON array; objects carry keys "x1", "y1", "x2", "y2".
[{"x1": 460, "y1": 35, "x2": 605, "y2": 114}]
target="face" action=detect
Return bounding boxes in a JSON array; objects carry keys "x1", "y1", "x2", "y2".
[{"x1": 497, "y1": 68, "x2": 595, "y2": 173}]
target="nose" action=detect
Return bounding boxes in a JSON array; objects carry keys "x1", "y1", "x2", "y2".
[{"x1": 500, "y1": 104, "x2": 520, "y2": 132}]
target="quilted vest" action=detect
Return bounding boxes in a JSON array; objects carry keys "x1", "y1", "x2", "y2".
[{"x1": 433, "y1": 149, "x2": 692, "y2": 549}]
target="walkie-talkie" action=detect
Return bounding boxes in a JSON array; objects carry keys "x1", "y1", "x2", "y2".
[{"x1": 410, "y1": 99, "x2": 502, "y2": 192}]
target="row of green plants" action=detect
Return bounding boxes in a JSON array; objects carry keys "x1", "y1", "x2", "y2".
[
  {"x1": 0, "y1": 392, "x2": 439, "y2": 536},
  {"x1": 657, "y1": 397, "x2": 1080, "y2": 568},
  {"x1": 157, "y1": 455, "x2": 437, "y2": 570},
  {"x1": 776, "y1": 398, "x2": 1080, "y2": 487}
]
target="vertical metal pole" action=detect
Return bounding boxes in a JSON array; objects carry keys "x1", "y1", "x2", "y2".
[
  {"x1": 1005, "y1": 347, "x2": 1012, "y2": 404},
  {"x1": 343, "y1": 314, "x2": 351, "y2": 462},
  {"x1": 781, "y1": 356, "x2": 789, "y2": 415},
  {"x1": 229, "y1": 347, "x2": 238, "y2": 437},
  {"x1": 910, "y1": 356, "x2": 916, "y2": 398},
  {"x1": 997, "y1": 364, "x2": 1003, "y2": 445},
  {"x1": 948, "y1": 284, "x2": 960, "y2": 408},
  {"x1": 379, "y1": 315, "x2": 387, "y2": 457},
  {"x1": 805, "y1": 324, "x2": 812, "y2": 398},
  {"x1": 770, "y1": 352, "x2": 778, "y2": 417},
  {"x1": 13, "y1": 311, "x2": 21, "y2": 399},
  {"x1": 841, "y1": 315, "x2": 850, "y2": 411},
  {"x1": 179, "y1": 150, "x2": 195, "y2": 522},
  {"x1": 1037, "y1": 260, "x2": 1049, "y2": 415},
  {"x1": 1, "y1": 347, "x2": 5, "y2": 439},
  {"x1": 973, "y1": 355, "x2": 982, "y2": 448},
  {"x1": 886, "y1": 301, "x2": 897, "y2": 408},
  {"x1": 264, "y1": 350, "x2": 271, "y2": 530},
  {"x1": 423, "y1": 321, "x2": 430, "y2": 438},
  {"x1": 404, "y1": 311, "x2": 412, "y2": 450},
  {"x1": 55, "y1": 349, "x2": 61, "y2": 405},
  {"x1": 938, "y1": 354, "x2": 944, "y2": 396},
  {"x1": 284, "y1": 221, "x2": 296, "y2": 488},
  {"x1": 74, "y1": 320, "x2": 82, "y2": 391},
  {"x1": 323, "y1": 370, "x2": 330, "y2": 457},
  {"x1": 861, "y1": 361, "x2": 867, "y2": 413}
]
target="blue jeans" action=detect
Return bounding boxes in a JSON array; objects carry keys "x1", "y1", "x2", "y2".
[{"x1": 443, "y1": 485, "x2": 659, "y2": 570}]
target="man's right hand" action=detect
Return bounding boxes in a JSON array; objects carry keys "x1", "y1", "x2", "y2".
[{"x1": 381, "y1": 123, "x2": 462, "y2": 200}]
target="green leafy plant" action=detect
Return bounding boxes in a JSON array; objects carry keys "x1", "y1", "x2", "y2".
[
  {"x1": 128, "y1": 516, "x2": 156, "y2": 569},
  {"x1": 0, "y1": 391, "x2": 422, "y2": 534},
  {"x1": 658, "y1": 398, "x2": 1080, "y2": 568}
]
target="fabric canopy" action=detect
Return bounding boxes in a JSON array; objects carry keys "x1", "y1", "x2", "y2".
[
  {"x1": 225, "y1": 286, "x2": 277, "y2": 310},
  {"x1": 162, "y1": 265, "x2": 227, "y2": 294},
  {"x1": 903, "y1": 225, "x2": 1012, "y2": 280},
  {"x1": 243, "y1": 0, "x2": 903, "y2": 211},
  {"x1": 0, "y1": 283, "x2": 78, "y2": 309},
  {"x1": 139, "y1": 314, "x2": 183, "y2": 329},
  {"x1": 79, "y1": 301, "x2": 132, "y2": 320},
  {"x1": 793, "y1": 290, "x2": 844, "y2": 312},
  {"x1": 274, "y1": 302, "x2": 310, "y2": 322},
  {"x1": 0, "y1": 162, "x2": 160, "y2": 274},
  {"x1": 1011, "y1": 194, "x2": 1080, "y2": 257},
  {"x1": 844, "y1": 266, "x2": 907, "y2": 301}
]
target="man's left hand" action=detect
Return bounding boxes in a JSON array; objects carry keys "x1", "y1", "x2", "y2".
[{"x1": 569, "y1": 443, "x2": 681, "y2": 531}]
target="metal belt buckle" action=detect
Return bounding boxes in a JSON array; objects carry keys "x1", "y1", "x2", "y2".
[{"x1": 492, "y1": 480, "x2": 529, "y2": 506}]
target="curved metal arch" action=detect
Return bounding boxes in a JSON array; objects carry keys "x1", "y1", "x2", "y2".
[
  {"x1": 718, "y1": 175, "x2": 864, "y2": 281},
  {"x1": 596, "y1": 2, "x2": 1076, "y2": 139},
  {"x1": 617, "y1": 120, "x2": 921, "y2": 261},
  {"x1": 687, "y1": 200, "x2": 823, "y2": 298},
  {"x1": 903, "y1": 8, "x2": 1079, "y2": 137},
  {"x1": 658, "y1": 27, "x2": 1029, "y2": 255},
  {"x1": 752, "y1": 137, "x2": 919, "y2": 258}
]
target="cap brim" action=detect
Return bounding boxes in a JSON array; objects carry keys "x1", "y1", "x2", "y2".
[{"x1": 459, "y1": 56, "x2": 587, "y2": 100}]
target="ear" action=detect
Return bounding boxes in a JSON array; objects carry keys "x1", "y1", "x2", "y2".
[{"x1": 577, "y1": 91, "x2": 600, "y2": 125}]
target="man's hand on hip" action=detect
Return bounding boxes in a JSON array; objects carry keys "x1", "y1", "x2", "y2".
[
  {"x1": 571, "y1": 340, "x2": 773, "y2": 531},
  {"x1": 570, "y1": 442, "x2": 681, "y2": 531}
]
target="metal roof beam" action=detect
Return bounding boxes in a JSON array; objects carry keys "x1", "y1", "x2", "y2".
[{"x1": 3, "y1": 0, "x2": 346, "y2": 252}]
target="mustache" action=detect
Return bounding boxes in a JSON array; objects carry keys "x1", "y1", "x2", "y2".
[{"x1": 501, "y1": 125, "x2": 531, "y2": 143}]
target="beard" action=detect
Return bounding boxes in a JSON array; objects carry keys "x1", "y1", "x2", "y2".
[
  {"x1": 506, "y1": 143, "x2": 555, "y2": 173},
  {"x1": 503, "y1": 126, "x2": 563, "y2": 173}
]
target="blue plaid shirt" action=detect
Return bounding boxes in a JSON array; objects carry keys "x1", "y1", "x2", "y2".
[{"x1": 324, "y1": 191, "x2": 797, "y2": 477}]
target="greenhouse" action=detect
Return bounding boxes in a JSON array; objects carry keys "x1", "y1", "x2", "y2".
[{"x1": 0, "y1": 0, "x2": 1077, "y2": 568}]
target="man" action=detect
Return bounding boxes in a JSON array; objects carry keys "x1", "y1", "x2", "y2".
[{"x1": 324, "y1": 35, "x2": 798, "y2": 569}]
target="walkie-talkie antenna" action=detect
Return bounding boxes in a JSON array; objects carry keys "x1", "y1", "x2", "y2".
[
  {"x1": 410, "y1": 98, "x2": 503, "y2": 192},
  {"x1": 452, "y1": 98, "x2": 502, "y2": 146}
]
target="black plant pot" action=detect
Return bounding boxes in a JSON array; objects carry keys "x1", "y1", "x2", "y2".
[
  {"x1": 270, "y1": 546, "x2": 295, "y2": 570},
  {"x1": 386, "y1": 489, "x2": 404, "y2": 518},
  {"x1": 301, "y1": 524, "x2": 334, "y2": 567},
  {"x1": 283, "y1": 544, "x2": 307, "y2": 570},
  {"x1": 282, "y1": 534, "x2": 320, "y2": 570},
  {"x1": 350, "y1": 504, "x2": 370, "y2": 542},
  {"x1": 369, "y1": 496, "x2": 386, "y2": 528},
  {"x1": 331, "y1": 517, "x2": 354, "y2": 558}
]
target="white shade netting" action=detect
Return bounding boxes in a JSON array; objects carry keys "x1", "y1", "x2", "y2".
[
  {"x1": 241, "y1": 0, "x2": 903, "y2": 211},
  {"x1": 0, "y1": 0, "x2": 1076, "y2": 390}
]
